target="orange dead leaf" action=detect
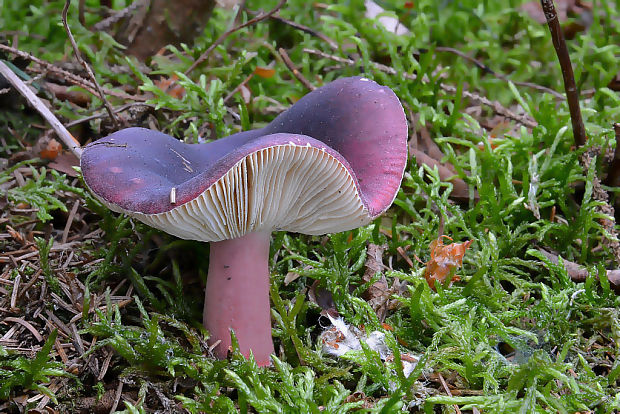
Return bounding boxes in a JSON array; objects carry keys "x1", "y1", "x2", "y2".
[
  {"x1": 424, "y1": 236, "x2": 473, "y2": 290},
  {"x1": 155, "y1": 74, "x2": 186, "y2": 100},
  {"x1": 254, "y1": 66, "x2": 276, "y2": 78},
  {"x1": 39, "y1": 138, "x2": 62, "y2": 160}
]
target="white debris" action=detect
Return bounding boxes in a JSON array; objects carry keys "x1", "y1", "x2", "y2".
[
  {"x1": 320, "y1": 314, "x2": 419, "y2": 384},
  {"x1": 364, "y1": 0, "x2": 410, "y2": 36}
]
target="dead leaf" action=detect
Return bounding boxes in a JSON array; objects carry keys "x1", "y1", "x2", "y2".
[
  {"x1": 238, "y1": 84, "x2": 252, "y2": 104},
  {"x1": 361, "y1": 243, "x2": 406, "y2": 321},
  {"x1": 408, "y1": 113, "x2": 473, "y2": 200},
  {"x1": 48, "y1": 152, "x2": 80, "y2": 177},
  {"x1": 154, "y1": 75, "x2": 186, "y2": 100},
  {"x1": 308, "y1": 279, "x2": 338, "y2": 318},
  {"x1": 39, "y1": 138, "x2": 62, "y2": 160},
  {"x1": 44, "y1": 82, "x2": 91, "y2": 107},
  {"x1": 254, "y1": 66, "x2": 276, "y2": 78},
  {"x1": 284, "y1": 271, "x2": 301, "y2": 285},
  {"x1": 411, "y1": 149, "x2": 471, "y2": 200},
  {"x1": 424, "y1": 236, "x2": 473, "y2": 290}
]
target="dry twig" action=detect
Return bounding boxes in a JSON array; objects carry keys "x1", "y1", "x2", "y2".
[
  {"x1": 434, "y1": 46, "x2": 565, "y2": 99},
  {"x1": 246, "y1": 10, "x2": 338, "y2": 50},
  {"x1": 185, "y1": 0, "x2": 287, "y2": 75},
  {"x1": 62, "y1": 0, "x2": 121, "y2": 128},
  {"x1": 540, "y1": 1, "x2": 620, "y2": 264},
  {"x1": 91, "y1": 0, "x2": 150, "y2": 32},
  {"x1": 604, "y1": 123, "x2": 620, "y2": 187},
  {"x1": 0, "y1": 44, "x2": 145, "y2": 101},
  {"x1": 303, "y1": 48, "x2": 538, "y2": 128},
  {"x1": 540, "y1": 0, "x2": 586, "y2": 147},
  {"x1": 278, "y1": 48, "x2": 315, "y2": 91},
  {"x1": 0, "y1": 60, "x2": 82, "y2": 157}
]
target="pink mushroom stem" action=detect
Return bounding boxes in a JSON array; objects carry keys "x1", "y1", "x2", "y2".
[{"x1": 203, "y1": 231, "x2": 274, "y2": 366}]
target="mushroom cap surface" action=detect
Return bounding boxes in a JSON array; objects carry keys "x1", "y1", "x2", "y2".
[{"x1": 81, "y1": 77, "x2": 408, "y2": 241}]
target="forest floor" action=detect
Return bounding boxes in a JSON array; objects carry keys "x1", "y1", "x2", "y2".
[{"x1": 1, "y1": 0, "x2": 620, "y2": 412}]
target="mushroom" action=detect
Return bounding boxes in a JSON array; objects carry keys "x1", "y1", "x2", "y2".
[{"x1": 81, "y1": 76, "x2": 408, "y2": 366}]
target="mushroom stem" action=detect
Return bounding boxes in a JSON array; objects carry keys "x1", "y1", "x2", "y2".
[{"x1": 204, "y1": 231, "x2": 274, "y2": 366}]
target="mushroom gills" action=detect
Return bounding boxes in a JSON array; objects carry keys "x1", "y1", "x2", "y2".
[{"x1": 119, "y1": 143, "x2": 370, "y2": 241}]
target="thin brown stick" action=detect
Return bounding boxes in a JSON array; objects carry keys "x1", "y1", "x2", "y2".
[
  {"x1": 0, "y1": 44, "x2": 98, "y2": 96},
  {"x1": 537, "y1": 0, "x2": 620, "y2": 265},
  {"x1": 274, "y1": 15, "x2": 338, "y2": 49},
  {"x1": 437, "y1": 372, "x2": 462, "y2": 414},
  {"x1": 185, "y1": 0, "x2": 287, "y2": 75},
  {"x1": 434, "y1": 46, "x2": 565, "y2": 99},
  {"x1": 109, "y1": 381, "x2": 124, "y2": 414},
  {"x1": 0, "y1": 60, "x2": 82, "y2": 157},
  {"x1": 62, "y1": 0, "x2": 120, "y2": 128},
  {"x1": 91, "y1": 0, "x2": 149, "y2": 32},
  {"x1": 540, "y1": 0, "x2": 586, "y2": 147},
  {"x1": 78, "y1": 0, "x2": 86, "y2": 26},
  {"x1": 278, "y1": 48, "x2": 315, "y2": 91},
  {"x1": 65, "y1": 102, "x2": 154, "y2": 128},
  {"x1": 223, "y1": 73, "x2": 254, "y2": 103},
  {"x1": 303, "y1": 48, "x2": 538, "y2": 128},
  {"x1": 246, "y1": 10, "x2": 338, "y2": 50},
  {"x1": 62, "y1": 200, "x2": 80, "y2": 245},
  {"x1": 0, "y1": 44, "x2": 146, "y2": 101},
  {"x1": 604, "y1": 123, "x2": 620, "y2": 187}
]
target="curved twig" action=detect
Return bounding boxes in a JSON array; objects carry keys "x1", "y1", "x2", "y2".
[{"x1": 62, "y1": 0, "x2": 121, "y2": 128}]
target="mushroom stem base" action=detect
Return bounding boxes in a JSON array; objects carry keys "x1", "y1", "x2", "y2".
[{"x1": 204, "y1": 231, "x2": 274, "y2": 366}]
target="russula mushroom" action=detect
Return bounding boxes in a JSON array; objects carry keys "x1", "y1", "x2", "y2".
[{"x1": 81, "y1": 77, "x2": 408, "y2": 366}]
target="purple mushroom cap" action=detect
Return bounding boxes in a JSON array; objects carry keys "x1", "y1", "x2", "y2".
[
  {"x1": 81, "y1": 77, "x2": 407, "y2": 239},
  {"x1": 81, "y1": 76, "x2": 408, "y2": 365}
]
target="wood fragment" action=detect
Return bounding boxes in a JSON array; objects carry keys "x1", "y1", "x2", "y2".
[
  {"x1": 91, "y1": 0, "x2": 149, "y2": 31},
  {"x1": 98, "y1": 350, "x2": 114, "y2": 381},
  {"x1": 0, "y1": 44, "x2": 144, "y2": 101},
  {"x1": 17, "y1": 269, "x2": 43, "y2": 301},
  {"x1": 604, "y1": 123, "x2": 620, "y2": 187},
  {"x1": 437, "y1": 372, "x2": 462, "y2": 414}
]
